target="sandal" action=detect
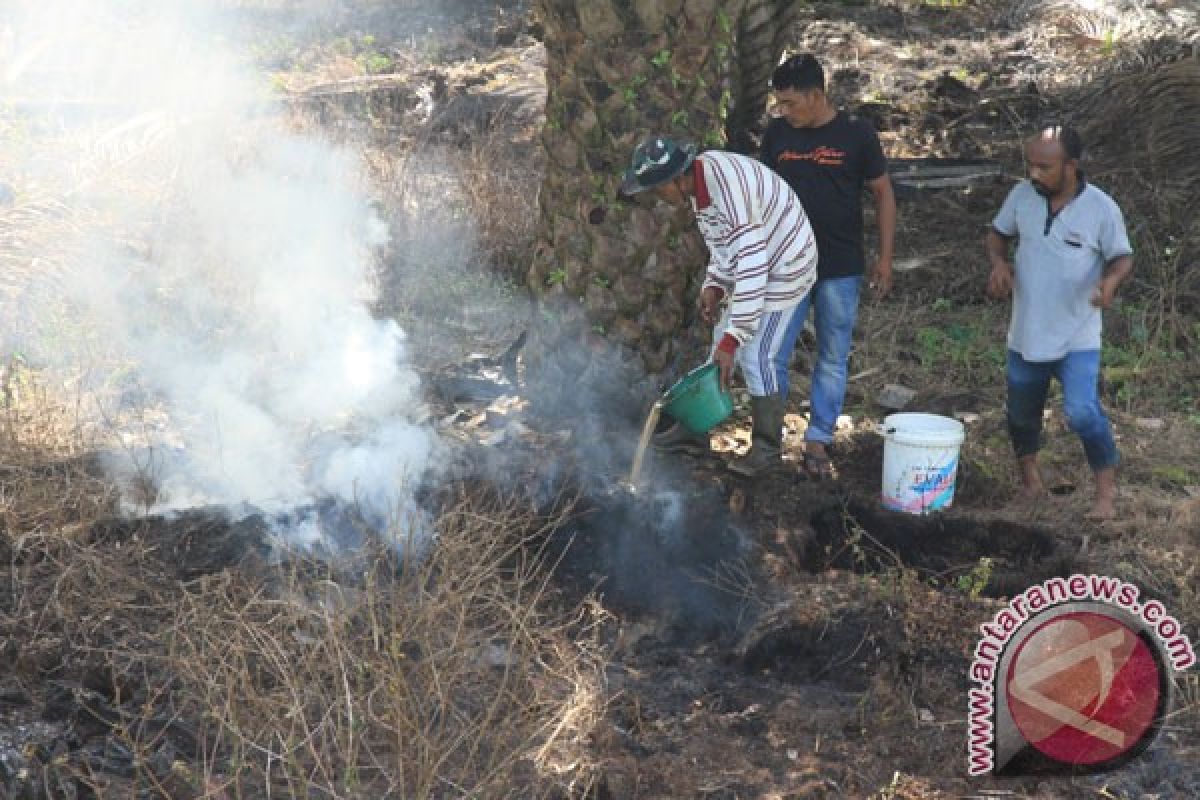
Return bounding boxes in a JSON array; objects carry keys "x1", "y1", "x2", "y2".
[{"x1": 802, "y1": 451, "x2": 835, "y2": 481}]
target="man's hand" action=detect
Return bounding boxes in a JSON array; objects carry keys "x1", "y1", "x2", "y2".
[
  {"x1": 869, "y1": 257, "x2": 893, "y2": 300},
  {"x1": 1091, "y1": 277, "x2": 1119, "y2": 309},
  {"x1": 698, "y1": 286, "x2": 724, "y2": 325},
  {"x1": 987, "y1": 261, "x2": 1014, "y2": 300},
  {"x1": 868, "y1": 174, "x2": 896, "y2": 303},
  {"x1": 714, "y1": 333, "x2": 738, "y2": 391},
  {"x1": 713, "y1": 347, "x2": 735, "y2": 391},
  {"x1": 1091, "y1": 254, "x2": 1133, "y2": 309}
]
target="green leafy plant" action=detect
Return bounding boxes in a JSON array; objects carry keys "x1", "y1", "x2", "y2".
[
  {"x1": 718, "y1": 88, "x2": 733, "y2": 124},
  {"x1": 1150, "y1": 465, "x2": 1196, "y2": 488},
  {"x1": 716, "y1": 8, "x2": 732, "y2": 34},
  {"x1": 956, "y1": 557, "x2": 993, "y2": 599},
  {"x1": 1102, "y1": 29, "x2": 1118, "y2": 56},
  {"x1": 915, "y1": 321, "x2": 1003, "y2": 379},
  {"x1": 916, "y1": 326, "x2": 947, "y2": 368},
  {"x1": 359, "y1": 52, "x2": 392, "y2": 74}
]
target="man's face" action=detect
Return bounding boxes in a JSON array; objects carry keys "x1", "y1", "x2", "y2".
[
  {"x1": 771, "y1": 88, "x2": 823, "y2": 128},
  {"x1": 1026, "y1": 137, "x2": 1074, "y2": 197},
  {"x1": 652, "y1": 178, "x2": 687, "y2": 208}
]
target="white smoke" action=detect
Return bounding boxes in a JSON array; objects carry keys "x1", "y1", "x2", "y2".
[{"x1": 0, "y1": 1, "x2": 437, "y2": 543}]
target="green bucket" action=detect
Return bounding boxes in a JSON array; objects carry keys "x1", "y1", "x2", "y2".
[{"x1": 662, "y1": 362, "x2": 734, "y2": 435}]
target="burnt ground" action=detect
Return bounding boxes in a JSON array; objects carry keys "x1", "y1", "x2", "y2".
[
  {"x1": 507, "y1": 416, "x2": 1195, "y2": 798},
  {"x1": 2, "y1": 1, "x2": 1198, "y2": 798}
]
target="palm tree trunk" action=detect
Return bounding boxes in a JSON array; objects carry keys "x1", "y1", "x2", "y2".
[{"x1": 528, "y1": 0, "x2": 798, "y2": 412}]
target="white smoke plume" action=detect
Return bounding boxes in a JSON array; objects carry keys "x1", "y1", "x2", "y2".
[{"x1": 0, "y1": 1, "x2": 436, "y2": 544}]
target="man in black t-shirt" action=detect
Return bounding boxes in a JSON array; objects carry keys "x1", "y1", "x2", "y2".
[{"x1": 761, "y1": 54, "x2": 896, "y2": 479}]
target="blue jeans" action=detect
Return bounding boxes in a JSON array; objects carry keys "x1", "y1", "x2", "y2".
[
  {"x1": 1006, "y1": 349, "x2": 1119, "y2": 470},
  {"x1": 782, "y1": 275, "x2": 862, "y2": 444}
]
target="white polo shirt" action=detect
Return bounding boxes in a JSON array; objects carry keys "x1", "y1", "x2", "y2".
[{"x1": 992, "y1": 179, "x2": 1133, "y2": 362}]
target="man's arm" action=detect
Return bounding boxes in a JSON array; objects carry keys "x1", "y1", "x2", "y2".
[
  {"x1": 985, "y1": 229, "x2": 1015, "y2": 299},
  {"x1": 1093, "y1": 201, "x2": 1134, "y2": 309},
  {"x1": 868, "y1": 174, "x2": 896, "y2": 297},
  {"x1": 1092, "y1": 254, "x2": 1133, "y2": 309},
  {"x1": 712, "y1": 221, "x2": 770, "y2": 389}
]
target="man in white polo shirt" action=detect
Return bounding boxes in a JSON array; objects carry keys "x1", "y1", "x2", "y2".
[{"x1": 985, "y1": 124, "x2": 1133, "y2": 520}]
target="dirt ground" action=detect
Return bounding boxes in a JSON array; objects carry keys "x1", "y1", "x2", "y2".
[{"x1": 1, "y1": 0, "x2": 1197, "y2": 798}]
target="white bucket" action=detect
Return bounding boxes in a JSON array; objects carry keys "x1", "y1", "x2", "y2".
[{"x1": 881, "y1": 413, "x2": 966, "y2": 514}]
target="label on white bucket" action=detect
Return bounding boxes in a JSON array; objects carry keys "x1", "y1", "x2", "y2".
[{"x1": 881, "y1": 413, "x2": 965, "y2": 514}]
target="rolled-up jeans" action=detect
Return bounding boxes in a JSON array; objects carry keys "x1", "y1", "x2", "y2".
[
  {"x1": 1006, "y1": 348, "x2": 1119, "y2": 470},
  {"x1": 780, "y1": 275, "x2": 862, "y2": 444}
]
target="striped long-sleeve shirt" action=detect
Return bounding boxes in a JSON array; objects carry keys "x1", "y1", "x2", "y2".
[{"x1": 693, "y1": 151, "x2": 817, "y2": 346}]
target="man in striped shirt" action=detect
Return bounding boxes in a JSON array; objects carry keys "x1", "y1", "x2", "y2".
[{"x1": 620, "y1": 136, "x2": 818, "y2": 476}]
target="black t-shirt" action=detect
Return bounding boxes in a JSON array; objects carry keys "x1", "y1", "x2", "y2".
[{"x1": 760, "y1": 112, "x2": 887, "y2": 279}]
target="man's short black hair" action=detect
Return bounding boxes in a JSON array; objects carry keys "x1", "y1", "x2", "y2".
[
  {"x1": 1035, "y1": 123, "x2": 1084, "y2": 160},
  {"x1": 770, "y1": 53, "x2": 825, "y2": 93}
]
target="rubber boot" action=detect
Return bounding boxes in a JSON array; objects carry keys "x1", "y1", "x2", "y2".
[
  {"x1": 729, "y1": 394, "x2": 785, "y2": 477},
  {"x1": 653, "y1": 421, "x2": 709, "y2": 455}
]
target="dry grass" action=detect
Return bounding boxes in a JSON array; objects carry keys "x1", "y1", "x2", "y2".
[
  {"x1": 1072, "y1": 57, "x2": 1200, "y2": 400},
  {"x1": 457, "y1": 131, "x2": 544, "y2": 287},
  {"x1": 152, "y1": 494, "x2": 604, "y2": 798},
  {"x1": 360, "y1": 127, "x2": 539, "y2": 371},
  {"x1": 1008, "y1": 0, "x2": 1196, "y2": 75},
  {"x1": 362, "y1": 78, "x2": 544, "y2": 286},
  {"x1": 0, "y1": 367, "x2": 120, "y2": 534},
  {"x1": 0, "y1": 377, "x2": 607, "y2": 799},
  {"x1": 0, "y1": 20, "x2": 571, "y2": 795}
]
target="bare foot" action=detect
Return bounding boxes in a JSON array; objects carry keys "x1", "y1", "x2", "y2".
[
  {"x1": 1017, "y1": 483, "x2": 1048, "y2": 500},
  {"x1": 1086, "y1": 467, "x2": 1118, "y2": 521},
  {"x1": 1017, "y1": 455, "x2": 1046, "y2": 497}
]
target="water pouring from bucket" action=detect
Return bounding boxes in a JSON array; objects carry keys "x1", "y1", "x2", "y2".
[
  {"x1": 627, "y1": 362, "x2": 734, "y2": 488},
  {"x1": 880, "y1": 413, "x2": 965, "y2": 514}
]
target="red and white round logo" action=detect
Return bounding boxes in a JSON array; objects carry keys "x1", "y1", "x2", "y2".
[{"x1": 1005, "y1": 611, "x2": 1165, "y2": 767}]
